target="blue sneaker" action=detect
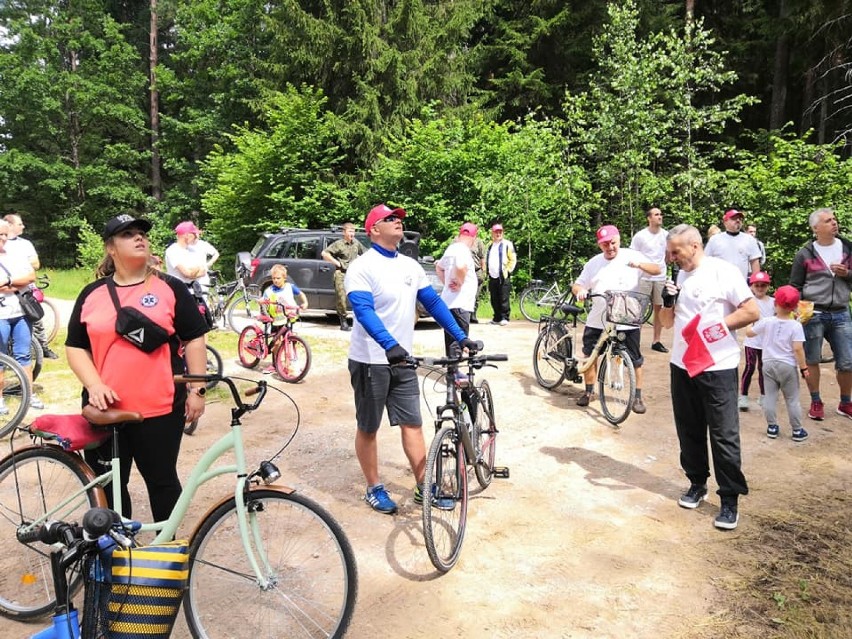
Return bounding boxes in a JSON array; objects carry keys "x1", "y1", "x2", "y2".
[
  {"x1": 365, "y1": 484, "x2": 397, "y2": 514},
  {"x1": 766, "y1": 424, "x2": 779, "y2": 439},
  {"x1": 413, "y1": 484, "x2": 455, "y2": 511},
  {"x1": 792, "y1": 428, "x2": 809, "y2": 442}
]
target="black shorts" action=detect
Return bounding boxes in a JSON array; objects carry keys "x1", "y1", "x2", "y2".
[
  {"x1": 581, "y1": 327, "x2": 644, "y2": 368},
  {"x1": 348, "y1": 360, "x2": 422, "y2": 433}
]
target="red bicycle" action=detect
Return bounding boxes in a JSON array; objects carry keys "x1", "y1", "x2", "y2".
[{"x1": 237, "y1": 302, "x2": 312, "y2": 383}]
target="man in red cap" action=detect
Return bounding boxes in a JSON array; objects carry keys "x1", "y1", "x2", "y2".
[
  {"x1": 486, "y1": 223, "x2": 516, "y2": 325},
  {"x1": 436, "y1": 222, "x2": 479, "y2": 355},
  {"x1": 344, "y1": 204, "x2": 479, "y2": 515},
  {"x1": 165, "y1": 221, "x2": 207, "y2": 285},
  {"x1": 704, "y1": 209, "x2": 761, "y2": 279},
  {"x1": 571, "y1": 224, "x2": 661, "y2": 414}
]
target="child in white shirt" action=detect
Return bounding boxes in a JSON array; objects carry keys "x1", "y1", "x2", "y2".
[
  {"x1": 746, "y1": 285, "x2": 809, "y2": 441},
  {"x1": 739, "y1": 271, "x2": 775, "y2": 411}
]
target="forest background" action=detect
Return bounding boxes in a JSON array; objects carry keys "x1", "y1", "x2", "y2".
[{"x1": 1, "y1": 0, "x2": 851, "y2": 285}]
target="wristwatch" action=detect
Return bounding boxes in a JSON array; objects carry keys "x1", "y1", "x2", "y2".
[{"x1": 189, "y1": 387, "x2": 207, "y2": 397}]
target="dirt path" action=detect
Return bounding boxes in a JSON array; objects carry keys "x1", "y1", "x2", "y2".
[{"x1": 6, "y1": 317, "x2": 852, "y2": 638}]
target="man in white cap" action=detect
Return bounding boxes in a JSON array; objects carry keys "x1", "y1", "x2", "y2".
[
  {"x1": 704, "y1": 209, "x2": 761, "y2": 279},
  {"x1": 572, "y1": 224, "x2": 661, "y2": 414},
  {"x1": 436, "y1": 222, "x2": 479, "y2": 354}
]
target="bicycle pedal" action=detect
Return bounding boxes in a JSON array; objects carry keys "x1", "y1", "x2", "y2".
[{"x1": 493, "y1": 467, "x2": 510, "y2": 479}]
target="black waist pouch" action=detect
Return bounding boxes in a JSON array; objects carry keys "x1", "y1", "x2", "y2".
[{"x1": 108, "y1": 278, "x2": 171, "y2": 353}]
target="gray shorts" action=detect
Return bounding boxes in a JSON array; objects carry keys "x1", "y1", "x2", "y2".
[
  {"x1": 639, "y1": 279, "x2": 665, "y2": 306},
  {"x1": 348, "y1": 359, "x2": 422, "y2": 433}
]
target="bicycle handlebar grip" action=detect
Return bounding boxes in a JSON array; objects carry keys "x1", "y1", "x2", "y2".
[
  {"x1": 245, "y1": 385, "x2": 262, "y2": 397},
  {"x1": 16, "y1": 525, "x2": 44, "y2": 545},
  {"x1": 488, "y1": 354, "x2": 509, "y2": 362}
]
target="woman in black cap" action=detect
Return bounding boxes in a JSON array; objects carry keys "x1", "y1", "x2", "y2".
[{"x1": 65, "y1": 214, "x2": 209, "y2": 520}]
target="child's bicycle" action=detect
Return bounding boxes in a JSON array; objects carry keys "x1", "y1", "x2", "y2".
[
  {"x1": 0, "y1": 373, "x2": 357, "y2": 638},
  {"x1": 237, "y1": 301, "x2": 312, "y2": 383}
]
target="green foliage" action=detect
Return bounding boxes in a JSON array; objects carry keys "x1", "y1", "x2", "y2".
[
  {"x1": 75, "y1": 218, "x2": 105, "y2": 272},
  {"x1": 199, "y1": 86, "x2": 351, "y2": 259},
  {"x1": 43, "y1": 267, "x2": 95, "y2": 300}
]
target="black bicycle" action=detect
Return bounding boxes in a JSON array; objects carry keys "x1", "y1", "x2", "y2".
[{"x1": 406, "y1": 344, "x2": 508, "y2": 572}]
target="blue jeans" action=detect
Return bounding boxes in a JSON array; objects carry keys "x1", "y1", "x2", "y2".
[
  {"x1": 803, "y1": 310, "x2": 852, "y2": 370},
  {"x1": 0, "y1": 315, "x2": 32, "y2": 368}
]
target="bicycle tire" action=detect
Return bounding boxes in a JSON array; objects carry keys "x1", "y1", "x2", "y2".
[
  {"x1": 272, "y1": 334, "x2": 311, "y2": 383},
  {"x1": 184, "y1": 488, "x2": 358, "y2": 639},
  {"x1": 204, "y1": 344, "x2": 223, "y2": 390},
  {"x1": 39, "y1": 298, "x2": 60, "y2": 343},
  {"x1": 422, "y1": 425, "x2": 468, "y2": 572},
  {"x1": 532, "y1": 323, "x2": 569, "y2": 389},
  {"x1": 472, "y1": 380, "x2": 497, "y2": 489},
  {"x1": 598, "y1": 346, "x2": 636, "y2": 426},
  {"x1": 0, "y1": 352, "x2": 31, "y2": 438},
  {"x1": 519, "y1": 285, "x2": 551, "y2": 322},
  {"x1": 30, "y1": 337, "x2": 43, "y2": 382},
  {"x1": 237, "y1": 325, "x2": 264, "y2": 368},
  {"x1": 0, "y1": 446, "x2": 106, "y2": 619},
  {"x1": 226, "y1": 293, "x2": 262, "y2": 335}
]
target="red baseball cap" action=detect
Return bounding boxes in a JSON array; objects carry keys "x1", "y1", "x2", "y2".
[
  {"x1": 723, "y1": 209, "x2": 744, "y2": 221},
  {"x1": 596, "y1": 225, "x2": 620, "y2": 244},
  {"x1": 774, "y1": 285, "x2": 800, "y2": 311},
  {"x1": 491, "y1": 223, "x2": 503, "y2": 232},
  {"x1": 459, "y1": 222, "x2": 478, "y2": 237},
  {"x1": 175, "y1": 221, "x2": 200, "y2": 235},
  {"x1": 365, "y1": 204, "x2": 406, "y2": 234},
  {"x1": 748, "y1": 271, "x2": 770, "y2": 285}
]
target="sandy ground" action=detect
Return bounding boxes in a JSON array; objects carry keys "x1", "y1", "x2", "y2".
[{"x1": 5, "y1": 309, "x2": 852, "y2": 638}]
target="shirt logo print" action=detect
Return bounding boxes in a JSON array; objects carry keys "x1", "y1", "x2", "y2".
[{"x1": 140, "y1": 293, "x2": 159, "y2": 307}]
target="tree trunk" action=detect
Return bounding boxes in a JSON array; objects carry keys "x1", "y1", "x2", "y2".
[
  {"x1": 685, "y1": 0, "x2": 694, "y2": 24},
  {"x1": 801, "y1": 67, "x2": 814, "y2": 135},
  {"x1": 150, "y1": 0, "x2": 162, "y2": 201},
  {"x1": 66, "y1": 49, "x2": 84, "y2": 200},
  {"x1": 769, "y1": 0, "x2": 790, "y2": 131}
]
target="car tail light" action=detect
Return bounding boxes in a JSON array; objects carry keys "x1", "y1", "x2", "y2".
[{"x1": 250, "y1": 257, "x2": 260, "y2": 278}]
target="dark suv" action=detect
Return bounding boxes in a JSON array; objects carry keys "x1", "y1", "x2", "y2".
[{"x1": 236, "y1": 227, "x2": 442, "y2": 315}]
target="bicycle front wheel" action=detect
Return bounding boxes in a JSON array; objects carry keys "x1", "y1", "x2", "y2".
[
  {"x1": 598, "y1": 346, "x2": 636, "y2": 426},
  {"x1": 0, "y1": 352, "x2": 31, "y2": 438},
  {"x1": 39, "y1": 299, "x2": 60, "y2": 343},
  {"x1": 226, "y1": 294, "x2": 262, "y2": 334},
  {"x1": 422, "y1": 425, "x2": 468, "y2": 572},
  {"x1": 473, "y1": 380, "x2": 497, "y2": 490},
  {"x1": 273, "y1": 334, "x2": 311, "y2": 383},
  {"x1": 519, "y1": 285, "x2": 551, "y2": 322},
  {"x1": 0, "y1": 446, "x2": 106, "y2": 619},
  {"x1": 532, "y1": 323, "x2": 569, "y2": 389},
  {"x1": 237, "y1": 325, "x2": 264, "y2": 368},
  {"x1": 184, "y1": 488, "x2": 358, "y2": 639}
]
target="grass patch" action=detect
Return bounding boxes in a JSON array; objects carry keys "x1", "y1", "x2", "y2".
[
  {"x1": 42, "y1": 268, "x2": 94, "y2": 300},
  {"x1": 702, "y1": 491, "x2": 852, "y2": 638}
]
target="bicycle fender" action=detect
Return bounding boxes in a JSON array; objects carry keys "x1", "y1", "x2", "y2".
[{"x1": 186, "y1": 484, "x2": 296, "y2": 544}]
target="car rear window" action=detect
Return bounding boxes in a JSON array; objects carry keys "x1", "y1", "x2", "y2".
[{"x1": 251, "y1": 236, "x2": 267, "y2": 257}]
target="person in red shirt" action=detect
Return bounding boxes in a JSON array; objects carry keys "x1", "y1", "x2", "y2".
[{"x1": 65, "y1": 214, "x2": 209, "y2": 521}]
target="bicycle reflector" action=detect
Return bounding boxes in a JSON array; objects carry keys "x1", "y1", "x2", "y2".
[{"x1": 259, "y1": 460, "x2": 281, "y2": 485}]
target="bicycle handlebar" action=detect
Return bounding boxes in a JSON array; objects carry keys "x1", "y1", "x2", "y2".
[
  {"x1": 16, "y1": 507, "x2": 123, "y2": 547},
  {"x1": 174, "y1": 374, "x2": 268, "y2": 413},
  {"x1": 404, "y1": 352, "x2": 508, "y2": 368}
]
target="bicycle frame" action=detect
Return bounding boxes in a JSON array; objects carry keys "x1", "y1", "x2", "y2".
[
  {"x1": 434, "y1": 364, "x2": 479, "y2": 468},
  {"x1": 12, "y1": 384, "x2": 288, "y2": 590}
]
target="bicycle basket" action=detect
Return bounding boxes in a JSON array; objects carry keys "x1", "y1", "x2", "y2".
[
  {"x1": 604, "y1": 290, "x2": 651, "y2": 327},
  {"x1": 82, "y1": 540, "x2": 189, "y2": 639}
]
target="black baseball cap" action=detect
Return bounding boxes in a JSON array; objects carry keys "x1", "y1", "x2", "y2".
[{"x1": 102, "y1": 214, "x2": 152, "y2": 240}]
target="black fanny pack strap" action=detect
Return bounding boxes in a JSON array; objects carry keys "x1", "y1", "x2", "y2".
[{"x1": 106, "y1": 277, "x2": 123, "y2": 312}]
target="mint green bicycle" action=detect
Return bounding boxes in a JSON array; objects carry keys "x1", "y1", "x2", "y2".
[{"x1": 0, "y1": 374, "x2": 357, "y2": 638}]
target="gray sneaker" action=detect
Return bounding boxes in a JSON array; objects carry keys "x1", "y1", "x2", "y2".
[
  {"x1": 737, "y1": 395, "x2": 749, "y2": 411},
  {"x1": 677, "y1": 484, "x2": 708, "y2": 509},
  {"x1": 714, "y1": 503, "x2": 739, "y2": 530},
  {"x1": 0, "y1": 399, "x2": 8, "y2": 416},
  {"x1": 29, "y1": 395, "x2": 45, "y2": 410}
]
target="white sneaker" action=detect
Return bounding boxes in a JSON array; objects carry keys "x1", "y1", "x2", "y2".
[
  {"x1": 0, "y1": 399, "x2": 8, "y2": 416},
  {"x1": 29, "y1": 395, "x2": 45, "y2": 410},
  {"x1": 737, "y1": 395, "x2": 749, "y2": 411},
  {"x1": 499, "y1": 319, "x2": 509, "y2": 326}
]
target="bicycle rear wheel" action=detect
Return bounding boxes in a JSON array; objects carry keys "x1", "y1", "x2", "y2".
[
  {"x1": 0, "y1": 352, "x2": 31, "y2": 438},
  {"x1": 39, "y1": 299, "x2": 60, "y2": 343},
  {"x1": 422, "y1": 425, "x2": 468, "y2": 572},
  {"x1": 473, "y1": 380, "x2": 497, "y2": 489},
  {"x1": 519, "y1": 285, "x2": 551, "y2": 322},
  {"x1": 184, "y1": 488, "x2": 357, "y2": 639},
  {"x1": 226, "y1": 293, "x2": 262, "y2": 334},
  {"x1": 532, "y1": 323, "x2": 569, "y2": 389},
  {"x1": 598, "y1": 346, "x2": 636, "y2": 426},
  {"x1": 273, "y1": 334, "x2": 311, "y2": 383},
  {"x1": 0, "y1": 446, "x2": 106, "y2": 619},
  {"x1": 237, "y1": 325, "x2": 264, "y2": 368}
]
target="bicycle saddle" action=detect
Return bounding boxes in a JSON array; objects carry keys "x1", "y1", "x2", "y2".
[
  {"x1": 82, "y1": 405, "x2": 144, "y2": 426},
  {"x1": 559, "y1": 303, "x2": 585, "y2": 316}
]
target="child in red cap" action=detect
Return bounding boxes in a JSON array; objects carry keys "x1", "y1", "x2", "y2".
[
  {"x1": 746, "y1": 285, "x2": 810, "y2": 441},
  {"x1": 739, "y1": 271, "x2": 774, "y2": 411}
]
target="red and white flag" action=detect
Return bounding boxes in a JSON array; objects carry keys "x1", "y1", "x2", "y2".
[{"x1": 681, "y1": 307, "x2": 731, "y2": 377}]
